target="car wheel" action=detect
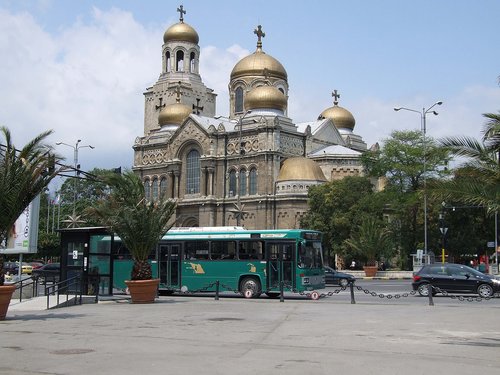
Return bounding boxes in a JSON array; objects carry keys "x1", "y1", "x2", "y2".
[
  {"x1": 417, "y1": 283, "x2": 431, "y2": 297},
  {"x1": 339, "y1": 278, "x2": 349, "y2": 287},
  {"x1": 240, "y1": 277, "x2": 261, "y2": 298},
  {"x1": 477, "y1": 284, "x2": 493, "y2": 298}
]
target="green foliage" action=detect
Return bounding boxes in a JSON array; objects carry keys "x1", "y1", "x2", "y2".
[
  {"x1": 344, "y1": 216, "x2": 393, "y2": 265},
  {"x1": 0, "y1": 127, "x2": 63, "y2": 284},
  {"x1": 431, "y1": 112, "x2": 500, "y2": 214},
  {"x1": 86, "y1": 171, "x2": 176, "y2": 280},
  {"x1": 301, "y1": 176, "x2": 382, "y2": 265},
  {"x1": 58, "y1": 168, "x2": 116, "y2": 227}
]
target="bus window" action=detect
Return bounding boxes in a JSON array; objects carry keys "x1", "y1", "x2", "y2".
[
  {"x1": 185, "y1": 241, "x2": 209, "y2": 260},
  {"x1": 211, "y1": 241, "x2": 236, "y2": 260},
  {"x1": 298, "y1": 241, "x2": 323, "y2": 268},
  {"x1": 238, "y1": 241, "x2": 263, "y2": 260}
]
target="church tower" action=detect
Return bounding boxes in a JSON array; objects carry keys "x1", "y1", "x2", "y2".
[{"x1": 142, "y1": 5, "x2": 216, "y2": 135}]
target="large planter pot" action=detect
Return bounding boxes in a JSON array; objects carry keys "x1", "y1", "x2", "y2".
[
  {"x1": 125, "y1": 279, "x2": 160, "y2": 304},
  {"x1": 363, "y1": 266, "x2": 378, "y2": 277},
  {"x1": 0, "y1": 284, "x2": 16, "y2": 320}
]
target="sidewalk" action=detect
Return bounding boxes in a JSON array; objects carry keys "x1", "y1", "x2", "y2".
[{"x1": 2, "y1": 293, "x2": 500, "y2": 375}]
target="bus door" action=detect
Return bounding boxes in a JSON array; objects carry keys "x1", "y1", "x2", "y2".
[
  {"x1": 266, "y1": 242, "x2": 295, "y2": 291},
  {"x1": 158, "y1": 243, "x2": 181, "y2": 290}
]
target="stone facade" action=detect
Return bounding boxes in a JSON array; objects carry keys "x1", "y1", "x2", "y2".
[{"x1": 132, "y1": 8, "x2": 369, "y2": 230}]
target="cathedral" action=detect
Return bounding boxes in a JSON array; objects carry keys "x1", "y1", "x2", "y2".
[{"x1": 132, "y1": 6, "x2": 368, "y2": 229}]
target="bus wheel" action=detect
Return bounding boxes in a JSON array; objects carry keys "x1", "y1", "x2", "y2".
[
  {"x1": 266, "y1": 292, "x2": 280, "y2": 299},
  {"x1": 240, "y1": 277, "x2": 261, "y2": 298}
]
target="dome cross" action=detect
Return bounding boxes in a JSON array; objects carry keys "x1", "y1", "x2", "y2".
[
  {"x1": 177, "y1": 5, "x2": 186, "y2": 23},
  {"x1": 254, "y1": 25, "x2": 265, "y2": 49},
  {"x1": 332, "y1": 90, "x2": 341, "y2": 105}
]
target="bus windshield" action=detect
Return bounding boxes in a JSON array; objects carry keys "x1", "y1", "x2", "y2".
[{"x1": 298, "y1": 241, "x2": 323, "y2": 269}]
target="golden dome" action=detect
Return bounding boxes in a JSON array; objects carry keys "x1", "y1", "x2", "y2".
[
  {"x1": 158, "y1": 102, "x2": 192, "y2": 126},
  {"x1": 231, "y1": 49, "x2": 287, "y2": 80},
  {"x1": 163, "y1": 22, "x2": 199, "y2": 44},
  {"x1": 319, "y1": 105, "x2": 356, "y2": 131},
  {"x1": 277, "y1": 157, "x2": 327, "y2": 182},
  {"x1": 245, "y1": 85, "x2": 287, "y2": 111}
]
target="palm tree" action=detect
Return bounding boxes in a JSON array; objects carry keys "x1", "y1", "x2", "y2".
[
  {"x1": 0, "y1": 127, "x2": 62, "y2": 285},
  {"x1": 344, "y1": 216, "x2": 392, "y2": 267},
  {"x1": 431, "y1": 112, "x2": 500, "y2": 214},
  {"x1": 87, "y1": 171, "x2": 176, "y2": 280}
]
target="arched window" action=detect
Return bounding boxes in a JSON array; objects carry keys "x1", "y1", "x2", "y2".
[
  {"x1": 186, "y1": 149, "x2": 200, "y2": 194},
  {"x1": 176, "y1": 50, "x2": 184, "y2": 72},
  {"x1": 249, "y1": 168, "x2": 257, "y2": 195},
  {"x1": 144, "y1": 179, "x2": 151, "y2": 201},
  {"x1": 239, "y1": 169, "x2": 247, "y2": 196},
  {"x1": 235, "y1": 87, "x2": 243, "y2": 113},
  {"x1": 190, "y1": 52, "x2": 196, "y2": 73},
  {"x1": 160, "y1": 177, "x2": 167, "y2": 198},
  {"x1": 152, "y1": 178, "x2": 158, "y2": 201},
  {"x1": 228, "y1": 170, "x2": 237, "y2": 197},
  {"x1": 166, "y1": 51, "x2": 171, "y2": 72}
]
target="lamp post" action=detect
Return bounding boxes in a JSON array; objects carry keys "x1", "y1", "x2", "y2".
[
  {"x1": 234, "y1": 110, "x2": 252, "y2": 226},
  {"x1": 394, "y1": 101, "x2": 443, "y2": 257},
  {"x1": 56, "y1": 139, "x2": 94, "y2": 215}
]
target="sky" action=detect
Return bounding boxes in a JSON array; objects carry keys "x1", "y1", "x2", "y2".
[{"x1": 1, "y1": 0, "x2": 499, "y2": 191}]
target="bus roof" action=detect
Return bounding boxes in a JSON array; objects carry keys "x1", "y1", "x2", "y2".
[{"x1": 162, "y1": 227, "x2": 321, "y2": 241}]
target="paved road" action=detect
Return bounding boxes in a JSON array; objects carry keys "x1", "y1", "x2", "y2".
[{"x1": 2, "y1": 287, "x2": 500, "y2": 375}]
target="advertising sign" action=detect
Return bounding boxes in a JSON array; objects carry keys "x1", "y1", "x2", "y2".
[{"x1": 0, "y1": 195, "x2": 40, "y2": 254}]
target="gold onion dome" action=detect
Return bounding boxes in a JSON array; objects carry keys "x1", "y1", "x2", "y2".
[
  {"x1": 231, "y1": 50, "x2": 287, "y2": 80},
  {"x1": 163, "y1": 22, "x2": 199, "y2": 44},
  {"x1": 158, "y1": 102, "x2": 191, "y2": 126},
  {"x1": 245, "y1": 85, "x2": 287, "y2": 111},
  {"x1": 318, "y1": 90, "x2": 356, "y2": 130},
  {"x1": 277, "y1": 157, "x2": 327, "y2": 182},
  {"x1": 230, "y1": 25, "x2": 287, "y2": 81}
]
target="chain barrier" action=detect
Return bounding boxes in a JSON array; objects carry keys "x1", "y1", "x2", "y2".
[{"x1": 167, "y1": 280, "x2": 500, "y2": 305}]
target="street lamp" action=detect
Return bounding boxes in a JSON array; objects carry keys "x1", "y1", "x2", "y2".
[
  {"x1": 394, "y1": 101, "x2": 443, "y2": 256},
  {"x1": 56, "y1": 139, "x2": 94, "y2": 215}
]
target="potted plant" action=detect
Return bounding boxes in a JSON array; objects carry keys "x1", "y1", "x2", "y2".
[
  {"x1": 0, "y1": 127, "x2": 62, "y2": 319},
  {"x1": 344, "y1": 216, "x2": 392, "y2": 277},
  {"x1": 88, "y1": 171, "x2": 176, "y2": 303}
]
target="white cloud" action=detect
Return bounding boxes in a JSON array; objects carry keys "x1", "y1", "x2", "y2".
[{"x1": 0, "y1": 7, "x2": 159, "y2": 170}]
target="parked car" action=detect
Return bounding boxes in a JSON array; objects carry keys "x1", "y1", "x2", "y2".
[
  {"x1": 30, "y1": 261, "x2": 45, "y2": 270},
  {"x1": 2, "y1": 261, "x2": 18, "y2": 274},
  {"x1": 412, "y1": 263, "x2": 500, "y2": 298},
  {"x1": 324, "y1": 266, "x2": 355, "y2": 287},
  {"x1": 32, "y1": 263, "x2": 60, "y2": 283}
]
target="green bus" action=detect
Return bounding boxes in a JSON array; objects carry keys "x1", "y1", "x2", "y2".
[{"x1": 157, "y1": 227, "x2": 325, "y2": 298}]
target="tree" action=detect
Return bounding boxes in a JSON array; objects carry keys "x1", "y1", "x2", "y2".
[
  {"x1": 344, "y1": 216, "x2": 393, "y2": 266},
  {"x1": 0, "y1": 127, "x2": 63, "y2": 285},
  {"x1": 87, "y1": 171, "x2": 176, "y2": 280},
  {"x1": 300, "y1": 176, "x2": 384, "y2": 266},
  {"x1": 431, "y1": 112, "x2": 500, "y2": 213},
  {"x1": 58, "y1": 168, "x2": 115, "y2": 228},
  {"x1": 361, "y1": 130, "x2": 451, "y2": 268}
]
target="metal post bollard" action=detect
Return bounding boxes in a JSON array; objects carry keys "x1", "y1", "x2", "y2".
[
  {"x1": 280, "y1": 280, "x2": 285, "y2": 302},
  {"x1": 428, "y1": 284, "x2": 434, "y2": 306},
  {"x1": 215, "y1": 280, "x2": 220, "y2": 301},
  {"x1": 350, "y1": 281, "x2": 356, "y2": 304}
]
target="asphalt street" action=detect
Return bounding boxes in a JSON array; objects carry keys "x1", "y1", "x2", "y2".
[{"x1": 2, "y1": 283, "x2": 500, "y2": 375}]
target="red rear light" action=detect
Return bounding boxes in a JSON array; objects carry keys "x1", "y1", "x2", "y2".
[
  {"x1": 413, "y1": 275, "x2": 421, "y2": 282},
  {"x1": 299, "y1": 273, "x2": 305, "y2": 277}
]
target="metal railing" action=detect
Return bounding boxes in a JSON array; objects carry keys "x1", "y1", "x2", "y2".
[{"x1": 45, "y1": 275, "x2": 83, "y2": 309}]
